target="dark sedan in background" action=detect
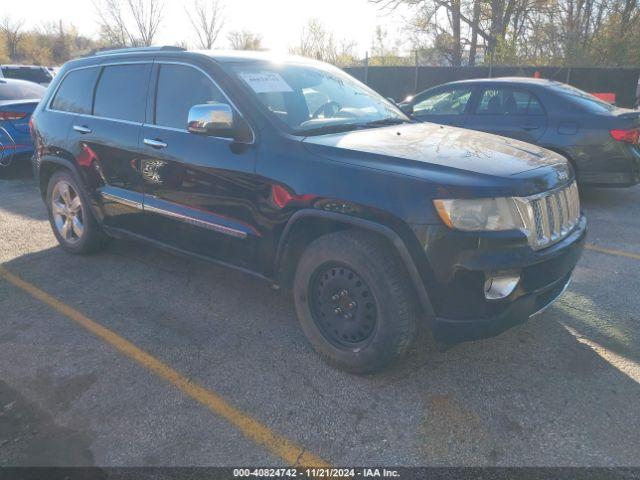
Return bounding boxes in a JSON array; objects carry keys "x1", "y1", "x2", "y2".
[
  {"x1": 0, "y1": 78, "x2": 46, "y2": 174},
  {"x1": 401, "y1": 78, "x2": 640, "y2": 187}
]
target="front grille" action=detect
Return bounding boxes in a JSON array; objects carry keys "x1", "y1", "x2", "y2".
[{"x1": 518, "y1": 182, "x2": 580, "y2": 250}]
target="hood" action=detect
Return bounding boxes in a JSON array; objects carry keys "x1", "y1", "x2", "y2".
[{"x1": 302, "y1": 122, "x2": 569, "y2": 180}]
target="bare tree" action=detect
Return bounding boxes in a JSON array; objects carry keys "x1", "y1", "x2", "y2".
[
  {"x1": 289, "y1": 18, "x2": 358, "y2": 65},
  {"x1": 372, "y1": 0, "x2": 540, "y2": 64},
  {"x1": 468, "y1": 0, "x2": 481, "y2": 65},
  {"x1": 186, "y1": 0, "x2": 224, "y2": 49},
  {"x1": 94, "y1": 0, "x2": 134, "y2": 46},
  {"x1": 0, "y1": 16, "x2": 26, "y2": 60},
  {"x1": 94, "y1": 0, "x2": 165, "y2": 47},
  {"x1": 128, "y1": 0, "x2": 164, "y2": 46},
  {"x1": 228, "y1": 30, "x2": 263, "y2": 50},
  {"x1": 290, "y1": 18, "x2": 336, "y2": 61},
  {"x1": 370, "y1": 25, "x2": 407, "y2": 65},
  {"x1": 41, "y1": 20, "x2": 78, "y2": 64}
]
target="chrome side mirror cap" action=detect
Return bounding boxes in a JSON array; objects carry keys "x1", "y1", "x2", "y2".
[{"x1": 188, "y1": 103, "x2": 235, "y2": 138}]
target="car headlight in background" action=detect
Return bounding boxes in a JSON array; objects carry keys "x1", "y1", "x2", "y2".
[{"x1": 433, "y1": 197, "x2": 525, "y2": 232}]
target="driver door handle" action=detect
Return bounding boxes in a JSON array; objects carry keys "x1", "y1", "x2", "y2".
[
  {"x1": 520, "y1": 125, "x2": 540, "y2": 131},
  {"x1": 73, "y1": 125, "x2": 92, "y2": 134},
  {"x1": 144, "y1": 138, "x2": 168, "y2": 149}
]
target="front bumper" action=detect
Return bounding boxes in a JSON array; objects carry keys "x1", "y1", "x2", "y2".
[
  {"x1": 432, "y1": 272, "x2": 572, "y2": 343},
  {"x1": 414, "y1": 215, "x2": 587, "y2": 344}
]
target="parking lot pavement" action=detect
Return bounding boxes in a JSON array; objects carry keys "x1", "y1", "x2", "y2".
[{"x1": 1, "y1": 164, "x2": 640, "y2": 467}]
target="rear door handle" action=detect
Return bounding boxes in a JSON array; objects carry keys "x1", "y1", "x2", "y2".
[
  {"x1": 73, "y1": 125, "x2": 92, "y2": 134},
  {"x1": 144, "y1": 138, "x2": 168, "y2": 149},
  {"x1": 520, "y1": 125, "x2": 540, "y2": 131}
]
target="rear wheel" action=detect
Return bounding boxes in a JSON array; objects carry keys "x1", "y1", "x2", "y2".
[
  {"x1": 46, "y1": 170, "x2": 107, "y2": 254},
  {"x1": 294, "y1": 230, "x2": 418, "y2": 374}
]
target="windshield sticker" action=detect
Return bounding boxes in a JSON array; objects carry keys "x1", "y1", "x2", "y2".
[{"x1": 239, "y1": 71, "x2": 293, "y2": 93}]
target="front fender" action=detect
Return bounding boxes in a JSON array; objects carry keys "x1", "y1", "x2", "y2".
[{"x1": 274, "y1": 209, "x2": 435, "y2": 318}]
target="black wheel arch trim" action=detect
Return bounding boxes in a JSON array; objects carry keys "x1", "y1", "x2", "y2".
[
  {"x1": 274, "y1": 209, "x2": 435, "y2": 318},
  {"x1": 37, "y1": 156, "x2": 104, "y2": 221},
  {"x1": 37, "y1": 156, "x2": 81, "y2": 194}
]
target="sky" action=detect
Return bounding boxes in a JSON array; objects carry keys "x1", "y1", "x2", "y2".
[{"x1": 4, "y1": 0, "x2": 409, "y2": 56}]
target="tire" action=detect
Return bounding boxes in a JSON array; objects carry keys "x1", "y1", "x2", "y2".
[
  {"x1": 293, "y1": 230, "x2": 418, "y2": 374},
  {"x1": 46, "y1": 170, "x2": 108, "y2": 254}
]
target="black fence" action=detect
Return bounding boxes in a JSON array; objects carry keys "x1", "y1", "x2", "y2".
[{"x1": 344, "y1": 66, "x2": 640, "y2": 108}]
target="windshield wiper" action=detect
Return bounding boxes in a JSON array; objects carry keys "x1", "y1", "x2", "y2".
[
  {"x1": 362, "y1": 117, "x2": 412, "y2": 127},
  {"x1": 298, "y1": 118, "x2": 411, "y2": 137},
  {"x1": 297, "y1": 123, "x2": 363, "y2": 137}
]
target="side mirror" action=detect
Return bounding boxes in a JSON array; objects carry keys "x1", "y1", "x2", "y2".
[{"x1": 188, "y1": 103, "x2": 235, "y2": 138}]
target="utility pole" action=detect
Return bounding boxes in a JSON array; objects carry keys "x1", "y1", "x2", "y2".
[
  {"x1": 364, "y1": 51, "x2": 369, "y2": 85},
  {"x1": 414, "y1": 50, "x2": 419, "y2": 93}
]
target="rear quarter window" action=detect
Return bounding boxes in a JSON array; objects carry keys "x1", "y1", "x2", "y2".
[
  {"x1": 94, "y1": 64, "x2": 151, "y2": 123},
  {"x1": 50, "y1": 68, "x2": 100, "y2": 114},
  {"x1": 552, "y1": 83, "x2": 616, "y2": 113}
]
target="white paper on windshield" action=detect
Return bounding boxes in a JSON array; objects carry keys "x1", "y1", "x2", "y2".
[{"x1": 239, "y1": 71, "x2": 293, "y2": 93}]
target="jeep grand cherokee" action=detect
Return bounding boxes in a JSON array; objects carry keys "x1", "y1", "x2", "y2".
[{"x1": 30, "y1": 47, "x2": 587, "y2": 373}]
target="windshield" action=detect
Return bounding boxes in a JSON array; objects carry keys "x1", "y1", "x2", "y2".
[
  {"x1": 230, "y1": 62, "x2": 409, "y2": 135},
  {"x1": 554, "y1": 83, "x2": 617, "y2": 113},
  {"x1": 0, "y1": 80, "x2": 46, "y2": 101}
]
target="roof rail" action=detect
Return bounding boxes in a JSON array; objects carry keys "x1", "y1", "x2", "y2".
[{"x1": 87, "y1": 46, "x2": 186, "y2": 57}]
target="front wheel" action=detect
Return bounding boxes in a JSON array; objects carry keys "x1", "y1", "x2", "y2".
[
  {"x1": 46, "y1": 170, "x2": 108, "y2": 254},
  {"x1": 294, "y1": 230, "x2": 418, "y2": 374}
]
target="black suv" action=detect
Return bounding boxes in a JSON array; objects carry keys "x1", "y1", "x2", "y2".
[{"x1": 31, "y1": 47, "x2": 587, "y2": 373}]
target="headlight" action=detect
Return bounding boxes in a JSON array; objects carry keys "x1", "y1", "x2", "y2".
[{"x1": 433, "y1": 197, "x2": 525, "y2": 232}]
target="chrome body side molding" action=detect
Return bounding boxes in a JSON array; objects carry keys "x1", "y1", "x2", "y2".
[{"x1": 99, "y1": 187, "x2": 253, "y2": 239}]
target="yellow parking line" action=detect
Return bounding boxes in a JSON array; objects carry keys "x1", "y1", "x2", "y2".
[
  {"x1": 0, "y1": 265, "x2": 329, "y2": 468},
  {"x1": 585, "y1": 243, "x2": 640, "y2": 261}
]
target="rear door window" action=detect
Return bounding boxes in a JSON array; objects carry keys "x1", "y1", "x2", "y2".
[
  {"x1": 154, "y1": 64, "x2": 225, "y2": 130},
  {"x1": 50, "y1": 68, "x2": 99, "y2": 114},
  {"x1": 94, "y1": 64, "x2": 151, "y2": 123},
  {"x1": 475, "y1": 88, "x2": 545, "y2": 115}
]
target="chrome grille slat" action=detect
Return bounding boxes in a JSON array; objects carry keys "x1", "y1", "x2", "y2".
[
  {"x1": 556, "y1": 192, "x2": 564, "y2": 234},
  {"x1": 532, "y1": 200, "x2": 544, "y2": 241},
  {"x1": 546, "y1": 195, "x2": 556, "y2": 238},
  {"x1": 524, "y1": 182, "x2": 580, "y2": 250},
  {"x1": 541, "y1": 196, "x2": 551, "y2": 240}
]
